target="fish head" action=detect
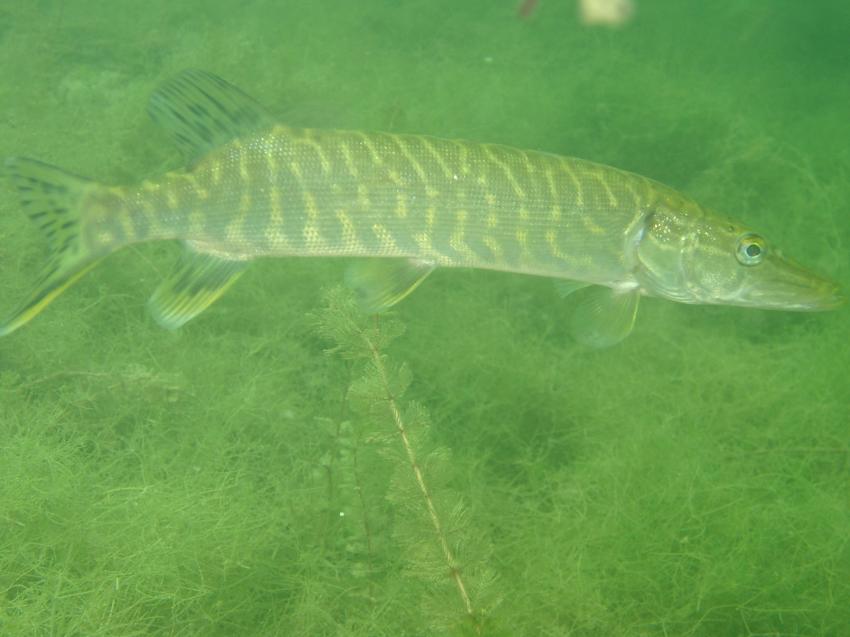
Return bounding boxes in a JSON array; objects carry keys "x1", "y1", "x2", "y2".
[{"x1": 634, "y1": 199, "x2": 844, "y2": 311}]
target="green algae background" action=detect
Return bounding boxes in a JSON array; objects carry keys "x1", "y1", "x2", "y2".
[{"x1": 1, "y1": 0, "x2": 849, "y2": 634}]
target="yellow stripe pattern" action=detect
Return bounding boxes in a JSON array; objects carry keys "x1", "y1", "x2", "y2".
[{"x1": 116, "y1": 125, "x2": 668, "y2": 283}]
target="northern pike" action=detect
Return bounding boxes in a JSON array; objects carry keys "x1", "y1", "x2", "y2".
[{"x1": 1, "y1": 70, "x2": 843, "y2": 345}]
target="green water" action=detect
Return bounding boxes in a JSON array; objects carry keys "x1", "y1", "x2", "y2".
[{"x1": 1, "y1": 1, "x2": 848, "y2": 635}]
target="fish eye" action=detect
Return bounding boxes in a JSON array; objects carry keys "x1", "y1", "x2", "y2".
[{"x1": 736, "y1": 233, "x2": 766, "y2": 266}]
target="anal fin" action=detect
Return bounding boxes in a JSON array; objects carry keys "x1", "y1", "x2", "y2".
[
  {"x1": 148, "y1": 244, "x2": 250, "y2": 330},
  {"x1": 345, "y1": 258, "x2": 436, "y2": 313}
]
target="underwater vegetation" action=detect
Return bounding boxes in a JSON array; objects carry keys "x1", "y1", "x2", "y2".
[
  {"x1": 2, "y1": 275, "x2": 848, "y2": 635},
  {"x1": 314, "y1": 288, "x2": 497, "y2": 634}
]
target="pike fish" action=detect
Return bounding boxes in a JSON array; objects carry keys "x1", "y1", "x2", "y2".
[{"x1": 1, "y1": 70, "x2": 843, "y2": 345}]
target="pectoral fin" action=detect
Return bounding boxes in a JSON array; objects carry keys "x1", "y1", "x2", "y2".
[
  {"x1": 345, "y1": 258, "x2": 436, "y2": 313},
  {"x1": 148, "y1": 244, "x2": 249, "y2": 329},
  {"x1": 570, "y1": 286, "x2": 640, "y2": 348}
]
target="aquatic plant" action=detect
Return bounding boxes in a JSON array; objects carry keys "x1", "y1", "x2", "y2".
[{"x1": 314, "y1": 287, "x2": 498, "y2": 635}]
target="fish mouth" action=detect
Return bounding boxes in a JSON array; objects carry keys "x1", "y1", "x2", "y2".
[
  {"x1": 778, "y1": 280, "x2": 845, "y2": 311},
  {"x1": 743, "y1": 257, "x2": 846, "y2": 311}
]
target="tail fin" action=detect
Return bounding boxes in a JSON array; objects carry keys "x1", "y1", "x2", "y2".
[{"x1": 1, "y1": 158, "x2": 103, "y2": 336}]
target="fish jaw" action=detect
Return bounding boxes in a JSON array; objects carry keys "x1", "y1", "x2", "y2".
[{"x1": 724, "y1": 252, "x2": 845, "y2": 312}]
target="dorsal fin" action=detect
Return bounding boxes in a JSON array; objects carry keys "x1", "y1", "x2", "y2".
[{"x1": 147, "y1": 69, "x2": 274, "y2": 161}]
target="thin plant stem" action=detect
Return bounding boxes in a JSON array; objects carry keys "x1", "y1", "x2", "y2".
[{"x1": 363, "y1": 335, "x2": 478, "y2": 626}]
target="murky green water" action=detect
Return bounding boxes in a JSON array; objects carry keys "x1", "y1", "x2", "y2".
[{"x1": 1, "y1": 1, "x2": 848, "y2": 634}]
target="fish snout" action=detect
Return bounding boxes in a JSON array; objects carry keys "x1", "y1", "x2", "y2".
[{"x1": 753, "y1": 254, "x2": 846, "y2": 311}]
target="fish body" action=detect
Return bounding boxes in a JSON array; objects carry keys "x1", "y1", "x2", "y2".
[
  {"x1": 1, "y1": 71, "x2": 842, "y2": 344},
  {"x1": 103, "y1": 127, "x2": 665, "y2": 281}
]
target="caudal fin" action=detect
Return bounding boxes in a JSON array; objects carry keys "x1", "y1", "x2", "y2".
[{"x1": 1, "y1": 157, "x2": 103, "y2": 336}]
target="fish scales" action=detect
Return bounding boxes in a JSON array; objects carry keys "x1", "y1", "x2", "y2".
[{"x1": 113, "y1": 125, "x2": 658, "y2": 283}]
